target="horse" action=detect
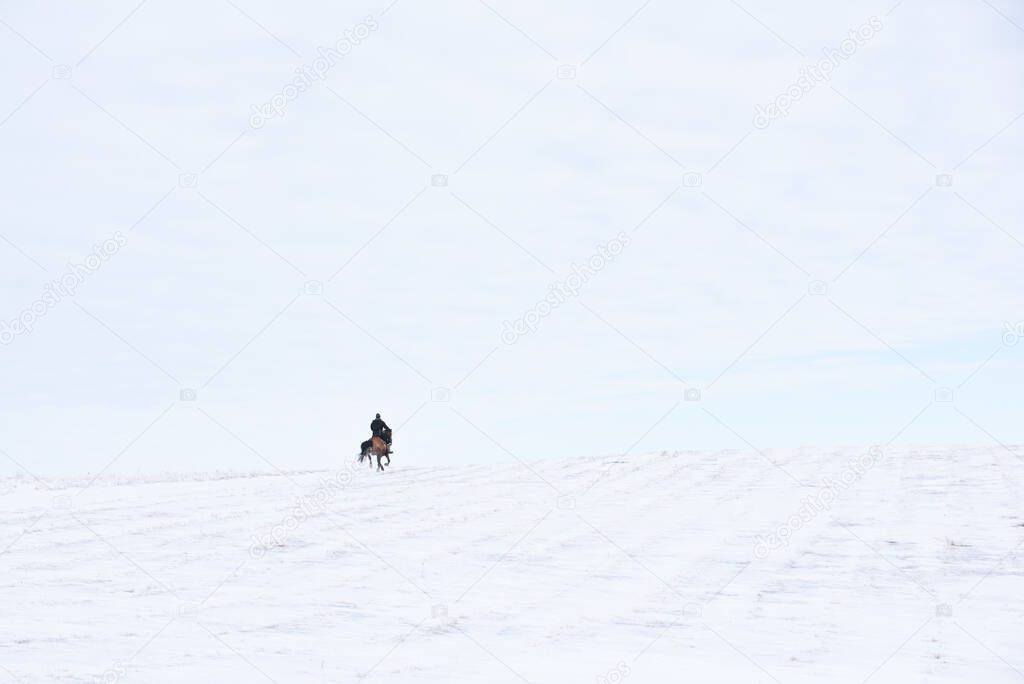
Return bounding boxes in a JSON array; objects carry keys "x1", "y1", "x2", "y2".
[{"x1": 359, "y1": 432, "x2": 391, "y2": 471}]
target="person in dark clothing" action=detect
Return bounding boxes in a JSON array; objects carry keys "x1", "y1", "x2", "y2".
[{"x1": 370, "y1": 413, "x2": 389, "y2": 440}]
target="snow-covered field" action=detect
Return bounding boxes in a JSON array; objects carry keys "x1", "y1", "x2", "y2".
[{"x1": 2, "y1": 446, "x2": 1022, "y2": 683}]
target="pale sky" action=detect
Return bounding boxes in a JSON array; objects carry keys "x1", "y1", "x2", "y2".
[{"x1": 1, "y1": 0, "x2": 1022, "y2": 476}]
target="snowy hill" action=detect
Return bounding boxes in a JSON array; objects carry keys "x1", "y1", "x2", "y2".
[{"x1": 2, "y1": 446, "x2": 1022, "y2": 682}]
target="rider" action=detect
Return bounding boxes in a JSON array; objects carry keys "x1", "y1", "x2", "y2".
[{"x1": 370, "y1": 413, "x2": 390, "y2": 441}]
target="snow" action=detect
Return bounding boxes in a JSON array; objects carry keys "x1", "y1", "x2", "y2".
[{"x1": 2, "y1": 446, "x2": 1022, "y2": 682}]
